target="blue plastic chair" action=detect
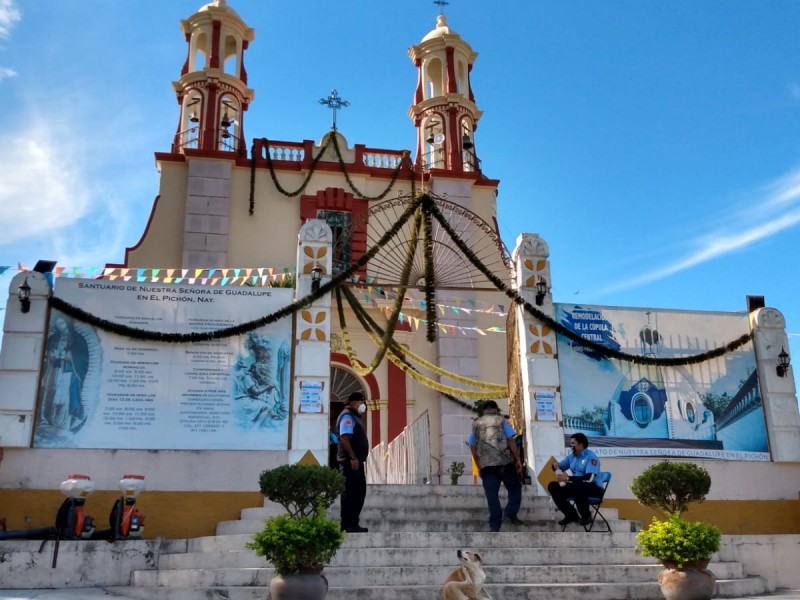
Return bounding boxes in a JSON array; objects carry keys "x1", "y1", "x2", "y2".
[{"x1": 561, "y1": 471, "x2": 612, "y2": 532}]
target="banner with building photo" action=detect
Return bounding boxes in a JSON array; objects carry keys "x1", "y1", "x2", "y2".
[
  {"x1": 33, "y1": 278, "x2": 293, "y2": 450},
  {"x1": 555, "y1": 303, "x2": 769, "y2": 460}
]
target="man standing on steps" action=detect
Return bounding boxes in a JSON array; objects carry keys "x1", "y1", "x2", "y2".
[
  {"x1": 337, "y1": 391, "x2": 370, "y2": 533},
  {"x1": 548, "y1": 432, "x2": 602, "y2": 527},
  {"x1": 468, "y1": 400, "x2": 524, "y2": 532}
]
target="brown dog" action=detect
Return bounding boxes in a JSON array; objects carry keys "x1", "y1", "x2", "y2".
[{"x1": 442, "y1": 549, "x2": 493, "y2": 600}]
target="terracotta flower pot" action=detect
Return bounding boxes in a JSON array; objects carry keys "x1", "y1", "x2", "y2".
[{"x1": 658, "y1": 564, "x2": 716, "y2": 600}]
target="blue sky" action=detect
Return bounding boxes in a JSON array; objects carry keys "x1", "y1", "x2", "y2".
[{"x1": 1, "y1": 0, "x2": 799, "y2": 374}]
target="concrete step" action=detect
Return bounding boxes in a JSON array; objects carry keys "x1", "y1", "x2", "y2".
[
  {"x1": 110, "y1": 575, "x2": 768, "y2": 600},
  {"x1": 131, "y1": 562, "x2": 746, "y2": 587},
  {"x1": 157, "y1": 544, "x2": 658, "y2": 570},
  {"x1": 216, "y1": 515, "x2": 635, "y2": 535},
  {"x1": 239, "y1": 503, "x2": 620, "y2": 521},
  {"x1": 184, "y1": 530, "x2": 641, "y2": 553}
]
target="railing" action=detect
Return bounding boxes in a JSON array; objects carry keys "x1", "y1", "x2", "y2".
[
  {"x1": 716, "y1": 370, "x2": 761, "y2": 431},
  {"x1": 366, "y1": 410, "x2": 431, "y2": 485},
  {"x1": 268, "y1": 143, "x2": 305, "y2": 162},
  {"x1": 361, "y1": 148, "x2": 405, "y2": 169}
]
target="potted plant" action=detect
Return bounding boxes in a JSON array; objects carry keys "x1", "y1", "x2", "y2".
[
  {"x1": 447, "y1": 461, "x2": 465, "y2": 485},
  {"x1": 246, "y1": 464, "x2": 345, "y2": 600},
  {"x1": 631, "y1": 461, "x2": 721, "y2": 600}
]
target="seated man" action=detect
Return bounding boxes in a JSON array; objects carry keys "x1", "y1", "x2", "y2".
[{"x1": 548, "y1": 432, "x2": 603, "y2": 526}]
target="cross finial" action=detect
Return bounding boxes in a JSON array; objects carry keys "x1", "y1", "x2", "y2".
[
  {"x1": 318, "y1": 89, "x2": 350, "y2": 131},
  {"x1": 434, "y1": 0, "x2": 449, "y2": 14}
]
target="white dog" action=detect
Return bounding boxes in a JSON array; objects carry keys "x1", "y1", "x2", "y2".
[{"x1": 441, "y1": 549, "x2": 493, "y2": 600}]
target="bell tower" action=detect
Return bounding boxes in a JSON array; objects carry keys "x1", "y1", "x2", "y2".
[
  {"x1": 172, "y1": 0, "x2": 254, "y2": 156},
  {"x1": 408, "y1": 14, "x2": 483, "y2": 173}
]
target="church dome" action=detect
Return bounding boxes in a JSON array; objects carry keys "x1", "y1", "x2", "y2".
[
  {"x1": 421, "y1": 14, "x2": 460, "y2": 42},
  {"x1": 197, "y1": 0, "x2": 242, "y2": 19}
]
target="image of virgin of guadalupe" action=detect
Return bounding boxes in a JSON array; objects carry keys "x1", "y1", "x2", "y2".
[
  {"x1": 233, "y1": 332, "x2": 290, "y2": 429},
  {"x1": 39, "y1": 315, "x2": 89, "y2": 435}
]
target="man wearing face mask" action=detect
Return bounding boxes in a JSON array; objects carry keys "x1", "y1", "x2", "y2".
[
  {"x1": 548, "y1": 432, "x2": 602, "y2": 526},
  {"x1": 336, "y1": 391, "x2": 370, "y2": 533}
]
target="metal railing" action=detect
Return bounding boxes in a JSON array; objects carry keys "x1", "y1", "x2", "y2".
[{"x1": 366, "y1": 410, "x2": 431, "y2": 485}]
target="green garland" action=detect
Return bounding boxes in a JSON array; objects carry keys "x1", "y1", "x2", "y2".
[
  {"x1": 336, "y1": 288, "x2": 506, "y2": 399},
  {"x1": 329, "y1": 132, "x2": 407, "y2": 201},
  {"x1": 51, "y1": 195, "x2": 425, "y2": 342},
  {"x1": 341, "y1": 286, "x2": 507, "y2": 391},
  {"x1": 421, "y1": 194, "x2": 437, "y2": 342},
  {"x1": 248, "y1": 132, "x2": 409, "y2": 215},
  {"x1": 427, "y1": 201, "x2": 753, "y2": 366}
]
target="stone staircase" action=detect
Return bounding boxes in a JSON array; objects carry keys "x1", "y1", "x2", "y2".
[{"x1": 107, "y1": 484, "x2": 768, "y2": 599}]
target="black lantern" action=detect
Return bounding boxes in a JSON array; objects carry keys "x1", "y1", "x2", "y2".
[
  {"x1": 777, "y1": 347, "x2": 791, "y2": 378},
  {"x1": 535, "y1": 278, "x2": 548, "y2": 306},
  {"x1": 18, "y1": 278, "x2": 31, "y2": 313},
  {"x1": 311, "y1": 265, "x2": 323, "y2": 293}
]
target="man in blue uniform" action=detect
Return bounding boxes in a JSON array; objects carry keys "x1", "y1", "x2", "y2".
[
  {"x1": 468, "y1": 400, "x2": 524, "y2": 532},
  {"x1": 336, "y1": 391, "x2": 370, "y2": 533},
  {"x1": 548, "y1": 432, "x2": 603, "y2": 526}
]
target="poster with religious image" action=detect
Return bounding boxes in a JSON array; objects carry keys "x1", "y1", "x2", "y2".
[
  {"x1": 555, "y1": 303, "x2": 769, "y2": 461},
  {"x1": 34, "y1": 279, "x2": 293, "y2": 450}
]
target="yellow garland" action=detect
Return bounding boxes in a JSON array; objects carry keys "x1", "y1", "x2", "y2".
[
  {"x1": 336, "y1": 288, "x2": 509, "y2": 399},
  {"x1": 341, "y1": 286, "x2": 507, "y2": 391}
]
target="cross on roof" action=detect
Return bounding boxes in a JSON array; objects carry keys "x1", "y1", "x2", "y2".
[
  {"x1": 434, "y1": 0, "x2": 449, "y2": 13},
  {"x1": 318, "y1": 89, "x2": 350, "y2": 131}
]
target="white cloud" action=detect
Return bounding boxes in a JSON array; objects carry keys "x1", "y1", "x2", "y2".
[
  {"x1": 0, "y1": 0, "x2": 20, "y2": 39},
  {"x1": 0, "y1": 119, "x2": 92, "y2": 246},
  {"x1": 598, "y1": 166, "x2": 800, "y2": 295},
  {"x1": 0, "y1": 65, "x2": 15, "y2": 80}
]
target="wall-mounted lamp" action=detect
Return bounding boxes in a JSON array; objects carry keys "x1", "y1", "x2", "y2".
[
  {"x1": 462, "y1": 133, "x2": 474, "y2": 150},
  {"x1": 535, "y1": 278, "x2": 548, "y2": 306},
  {"x1": 311, "y1": 265, "x2": 323, "y2": 293},
  {"x1": 18, "y1": 278, "x2": 31, "y2": 313},
  {"x1": 777, "y1": 347, "x2": 791, "y2": 377}
]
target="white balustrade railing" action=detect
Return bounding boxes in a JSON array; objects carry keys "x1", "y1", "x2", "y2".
[
  {"x1": 366, "y1": 410, "x2": 431, "y2": 485},
  {"x1": 362, "y1": 151, "x2": 404, "y2": 169},
  {"x1": 269, "y1": 145, "x2": 304, "y2": 161}
]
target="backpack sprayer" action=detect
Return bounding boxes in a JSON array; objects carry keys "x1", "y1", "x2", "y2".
[{"x1": 109, "y1": 474, "x2": 146, "y2": 540}]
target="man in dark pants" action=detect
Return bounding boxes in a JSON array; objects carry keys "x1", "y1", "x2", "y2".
[
  {"x1": 468, "y1": 400, "x2": 524, "y2": 532},
  {"x1": 548, "y1": 432, "x2": 603, "y2": 526},
  {"x1": 336, "y1": 391, "x2": 370, "y2": 533}
]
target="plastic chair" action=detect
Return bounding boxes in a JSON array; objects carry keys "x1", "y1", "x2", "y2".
[{"x1": 561, "y1": 471, "x2": 612, "y2": 532}]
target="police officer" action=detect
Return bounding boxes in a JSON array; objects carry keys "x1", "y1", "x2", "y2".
[
  {"x1": 468, "y1": 400, "x2": 524, "y2": 532},
  {"x1": 548, "y1": 432, "x2": 603, "y2": 526},
  {"x1": 336, "y1": 391, "x2": 370, "y2": 533}
]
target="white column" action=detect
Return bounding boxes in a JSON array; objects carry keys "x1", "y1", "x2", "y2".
[
  {"x1": 0, "y1": 271, "x2": 51, "y2": 446},
  {"x1": 289, "y1": 219, "x2": 333, "y2": 465},
  {"x1": 750, "y1": 307, "x2": 800, "y2": 461},
  {"x1": 511, "y1": 233, "x2": 563, "y2": 493}
]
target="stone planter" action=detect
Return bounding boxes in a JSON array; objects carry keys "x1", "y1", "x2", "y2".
[
  {"x1": 658, "y1": 562, "x2": 716, "y2": 600},
  {"x1": 269, "y1": 570, "x2": 328, "y2": 600}
]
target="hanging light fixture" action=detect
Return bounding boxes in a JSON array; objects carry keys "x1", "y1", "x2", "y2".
[
  {"x1": 777, "y1": 347, "x2": 791, "y2": 377},
  {"x1": 189, "y1": 112, "x2": 199, "y2": 123},
  {"x1": 462, "y1": 133, "x2": 474, "y2": 150},
  {"x1": 535, "y1": 278, "x2": 548, "y2": 306},
  {"x1": 220, "y1": 110, "x2": 232, "y2": 129},
  {"x1": 18, "y1": 278, "x2": 31, "y2": 313},
  {"x1": 311, "y1": 265, "x2": 323, "y2": 293}
]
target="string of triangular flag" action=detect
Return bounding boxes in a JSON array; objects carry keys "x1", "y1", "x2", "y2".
[
  {"x1": 5, "y1": 265, "x2": 294, "y2": 287},
  {"x1": 381, "y1": 307, "x2": 505, "y2": 336}
]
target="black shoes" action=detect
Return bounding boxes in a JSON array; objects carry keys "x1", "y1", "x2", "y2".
[
  {"x1": 558, "y1": 516, "x2": 579, "y2": 526},
  {"x1": 506, "y1": 516, "x2": 526, "y2": 526},
  {"x1": 579, "y1": 517, "x2": 593, "y2": 527},
  {"x1": 342, "y1": 525, "x2": 369, "y2": 533}
]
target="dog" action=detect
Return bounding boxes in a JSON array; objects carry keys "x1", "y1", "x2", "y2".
[{"x1": 442, "y1": 549, "x2": 493, "y2": 600}]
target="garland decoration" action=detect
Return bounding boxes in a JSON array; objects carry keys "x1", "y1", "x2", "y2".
[
  {"x1": 421, "y1": 194, "x2": 437, "y2": 342},
  {"x1": 336, "y1": 287, "x2": 507, "y2": 399},
  {"x1": 426, "y1": 201, "x2": 754, "y2": 366},
  {"x1": 247, "y1": 132, "x2": 410, "y2": 214},
  {"x1": 51, "y1": 195, "x2": 426, "y2": 343},
  {"x1": 341, "y1": 286, "x2": 507, "y2": 391},
  {"x1": 331, "y1": 204, "x2": 423, "y2": 376},
  {"x1": 329, "y1": 132, "x2": 407, "y2": 200}
]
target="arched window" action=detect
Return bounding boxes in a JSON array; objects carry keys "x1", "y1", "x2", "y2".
[
  {"x1": 460, "y1": 117, "x2": 476, "y2": 171},
  {"x1": 190, "y1": 31, "x2": 208, "y2": 72},
  {"x1": 180, "y1": 90, "x2": 203, "y2": 149},
  {"x1": 457, "y1": 60, "x2": 466, "y2": 94},
  {"x1": 425, "y1": 57, "x2": 443, "y2": 99},
  {"x1": 424, "y1": 113, "x2": 445, "y2": 169},
  {"x1": 222, "y1": 34, "x2": 239, "y2": 76},
  {"x1": 218, "y1": 95, "x2": 240, "y2": 152}
]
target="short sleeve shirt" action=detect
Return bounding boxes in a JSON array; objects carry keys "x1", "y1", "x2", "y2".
[
  {"x1": 558, "y1": 448, "x2": 602, "y2": 487},
  {"x1": 468, "y1": 419, "x2": 516, "y2": 447}
]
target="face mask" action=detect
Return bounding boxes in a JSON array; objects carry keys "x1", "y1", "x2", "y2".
[{"x1": 357, "y1": 403, "x2": 367, "y2": 415}]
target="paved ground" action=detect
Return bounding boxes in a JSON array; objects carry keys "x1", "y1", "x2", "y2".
[{"x1": 1, "y1": 590, "x2": 800, "y2": 600}]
